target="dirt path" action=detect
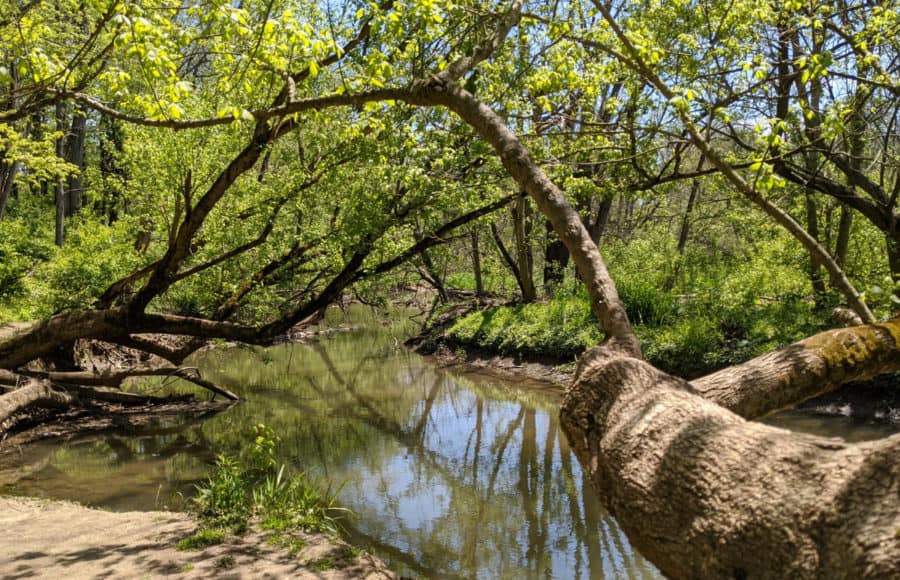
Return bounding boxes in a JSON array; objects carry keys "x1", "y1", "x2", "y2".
[{"x1": 0, "y1": 497, "x2": 394, "y2": 579}]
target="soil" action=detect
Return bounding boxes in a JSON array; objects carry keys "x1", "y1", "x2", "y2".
[
  {"x1": 422, "y1": 338, "x2": 900, "y2": 425},
  {"x1": 0, "y1": 496, "x2": 395, "y2": 579},
  {"x1": 426, "y1": 342, "x2": 573, "y2": 389}
]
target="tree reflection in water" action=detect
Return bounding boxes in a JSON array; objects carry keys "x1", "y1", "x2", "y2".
[{"x1": 2, "y1": 327, "x2": 659, "y2": 578}]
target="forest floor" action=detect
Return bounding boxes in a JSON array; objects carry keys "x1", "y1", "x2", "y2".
[{"x1": 0, "y1": 496, "x2": 395, "y2": 579}]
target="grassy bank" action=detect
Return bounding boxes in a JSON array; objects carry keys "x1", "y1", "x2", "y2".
[{"x1": 443, "y1": 282, "x2": 832, "y2": 379}]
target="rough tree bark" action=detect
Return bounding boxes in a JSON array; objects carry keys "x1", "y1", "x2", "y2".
[{"x1": 561, "y1": 343, "x2": 899, "y2": 578}]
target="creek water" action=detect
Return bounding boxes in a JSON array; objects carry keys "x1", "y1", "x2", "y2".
[{"x1": 2, "y1": 313, "x2": 897, "y2": 578}]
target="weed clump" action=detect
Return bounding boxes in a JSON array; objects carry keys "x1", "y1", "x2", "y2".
[{"x1": 183, "y1": 424, "x2": 346, "y2": 548}]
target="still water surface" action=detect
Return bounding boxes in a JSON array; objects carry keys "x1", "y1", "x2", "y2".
[
  {"x1": 4, "y1": 315, "x2": 896, "y2": 577},
  {"x1": 2, "y1": 321, "x2": 659, "y2": 578}
]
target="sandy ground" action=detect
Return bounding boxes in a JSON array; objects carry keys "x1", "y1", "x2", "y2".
[{"x1": 0, "y1": 497, "x2": 395, "y2": 579}]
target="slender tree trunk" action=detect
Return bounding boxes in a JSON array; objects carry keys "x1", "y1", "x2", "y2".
[
  {"x1": 54, "y1": 102, "x2": 67, "y2": 247},
  {"x1": 490, "y1": 220, "x2": 526, "y2": 297},
  {"x1": 0, "y1": 158, "x2": 19, "y2": 221},
  {"x1": 835, "y1": 206, "x2": 852, "y2": 267},
  {"x1": 99, "y1": 114, "x2": 127, "y2": 223},
  {"x1": 543, "y1": 219, "x2": 569, "y2": 295},
  {"x1": 64, "y1": 106, "x2": 86, "y2": 216},
  {"x1": 470, "y1": 229, "x2": 484, "y2": 297},
  {"x1": 589, "y1": 196, "x2": 613, "y2": 245},
  {"x1": 677, "y1": 179, "x2": 700, "y2": 254},
  {"x1": 419, "y1": 248, "x2": 449, "y2": 303},
  {"x1": 805, "y1": 191, "x2": 827, "y2": 301},
  {"x1": 512, "y1": 195, "x2": 537, "y2": 302}
]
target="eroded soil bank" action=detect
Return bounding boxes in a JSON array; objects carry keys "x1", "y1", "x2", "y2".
[
  {"x1": 0, "y1": 496, "x2": 394, "y2": 579},
  {"x1": 421, "y1": 337, "x2": 900, "y2": 425}
]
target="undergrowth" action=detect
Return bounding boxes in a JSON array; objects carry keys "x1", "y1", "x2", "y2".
[
  {"x1": 445, "y1": 283, "x2": 831, "y2": 378},
  {"x1": 178, "y1": 424, "x2": 347, "y2": 550}
]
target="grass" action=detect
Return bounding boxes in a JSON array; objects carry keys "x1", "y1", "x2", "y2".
[
  {"x1": 445, "y1": 292, "x2": 602, "y2": 361},
  {"x1": 175, "y1": 528, "x2": 226, "y2": 551},
  {"x1": 185, "y1": 424, "x2": 349, "y2": 548},
  {"x1": 266, "y1": 532, "x2": 306, "y2": 556},
  {"x1": 310, "y1": 558, "x2": 336, "y2": 572},
  {"x1": 215, "y1": 555, "x2": 236, "y2": 569},
  {"x1": 445, "y1": 285, "x2": 830, "y2": 378}
]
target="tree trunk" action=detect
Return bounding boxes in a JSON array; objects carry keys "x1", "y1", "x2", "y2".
[
  {"x1": 543, "y1": 219, "x2": 569, "y2": 295},
  {"x1": 403, "y1": 77, "x2": 895, "y2": 577},
  {"x1": 0, "y1": 158, "x2": 19, "y2": 221},
  {"x1": 589, "y1": 196, "x2": 613, "y2": 245},
  {"x1": 470, "y1": 229, "x2": 484, "y2": 297},
  {"x1": 835, "y1": 206, "x2": 852, "y2": 268},
  {"x1": 410, "y1": 79, "x2": 638, "y2": 355},
  {"x1": 560, "y1": 346, "x2": 899, "y2": 579},
  {"x1": 98, "y1": 114, "x2": 127, "y2": 223},
  {"x1": 677, "y1": 179, "x2": 700, "y2": 254},
  {"x1": 0, "y1": 379, "x2": 74, "y2": 427},
  {"x1": 490, "y1": 220, "x2": 533, "y2": 303},
  {"x1": 805, "y1": 192, "x2": 827, "y2": 301},
  {"x1": 512, "y1": 195, "x2": 537, "y2": 302},
  {"x1": 419, "y1": 248, "x2": 450, "y2": 303},
  {"x1": 64, "y1": 106, "x2": 86, "y2": 216},
  {"x1": 54, "y1": 102, "x2": 66, "y2": 247}
]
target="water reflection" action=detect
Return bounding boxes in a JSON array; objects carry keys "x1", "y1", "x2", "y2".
[{"x1": 2, "y1": 326, "x2": 659, "y2": 578}]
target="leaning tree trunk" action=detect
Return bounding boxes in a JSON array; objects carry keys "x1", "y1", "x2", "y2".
[
  {"x1": 560, "y1": 324, "x2": 900, "y2": 579},
  {"x1": 403, "y1": 76, "x2": 897, "y2": 577}
]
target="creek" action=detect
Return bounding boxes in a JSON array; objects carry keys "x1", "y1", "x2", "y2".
[{"x1": 2, "y1": 311, "x2": 897, "y2": 578}]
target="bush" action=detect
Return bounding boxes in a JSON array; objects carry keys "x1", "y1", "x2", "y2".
[
  {"x1": 617, "y1": 280, "x2": 677, "y2": 327},
  {"x1": 190, "y1": 424, "x2": 346, "y2": 536}
]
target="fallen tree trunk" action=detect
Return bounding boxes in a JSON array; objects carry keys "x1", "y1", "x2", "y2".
[
  {"x1": 24, "y1": 366, "x2": 240, "y2": 402},
  {"x1": 0, "y1": 380, "x2": 74, "y2": 427},
  {"x1": 561, "y1": 345, "x2": 900, "y2": 578},
  {"x1": 691, "y1": 320, "x2": 900, "y2": 419}
]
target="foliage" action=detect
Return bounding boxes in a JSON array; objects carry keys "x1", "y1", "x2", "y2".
[
  {"x1": 447, "y1": 253, "x2": 831, "y2": 377},
  {"x1": 0, "y1": 216, "x2": 54, "y2": 312},
  {"x1": 446, "y1": 290, "x2": 602, "y2": 360},
  {"x1": 0, "y1": 0, "x2": 897, "y2": 381},
  {"x1": 190, "y1": 424, "x2": 346, "y2": 537}
]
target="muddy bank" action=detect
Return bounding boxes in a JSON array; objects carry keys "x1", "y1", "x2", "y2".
[
  {"x1": 0, "y1": 496, "x2": 394, "y2": 579},
  {"x1": 419, "y1": 337, "x2": 900, "y2": 426},
  {"x1": 425, "y1": 342, "x2": 573, "y2": 388}
]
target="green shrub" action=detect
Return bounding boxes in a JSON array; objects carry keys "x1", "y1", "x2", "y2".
[
  {"x1": 445, "y1": 284, "x2": 832, "y2": 378},
  {"x1": 190, "y1": 424, "x2": 346, "y2": 536},
  {"x1": 446, "y1": 294, "x2": 602, "y2": 360},
  {"x1": 617, "y1": 280, "x2": 677, "y2": 327}
]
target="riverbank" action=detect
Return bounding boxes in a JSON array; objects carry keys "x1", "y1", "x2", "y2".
[
  {"x1": 0, "y1": 496, "x2": 394, "y2": 579},
  {"x1": 416, "y1": 303, "x2": 900, "y2": 426}
]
